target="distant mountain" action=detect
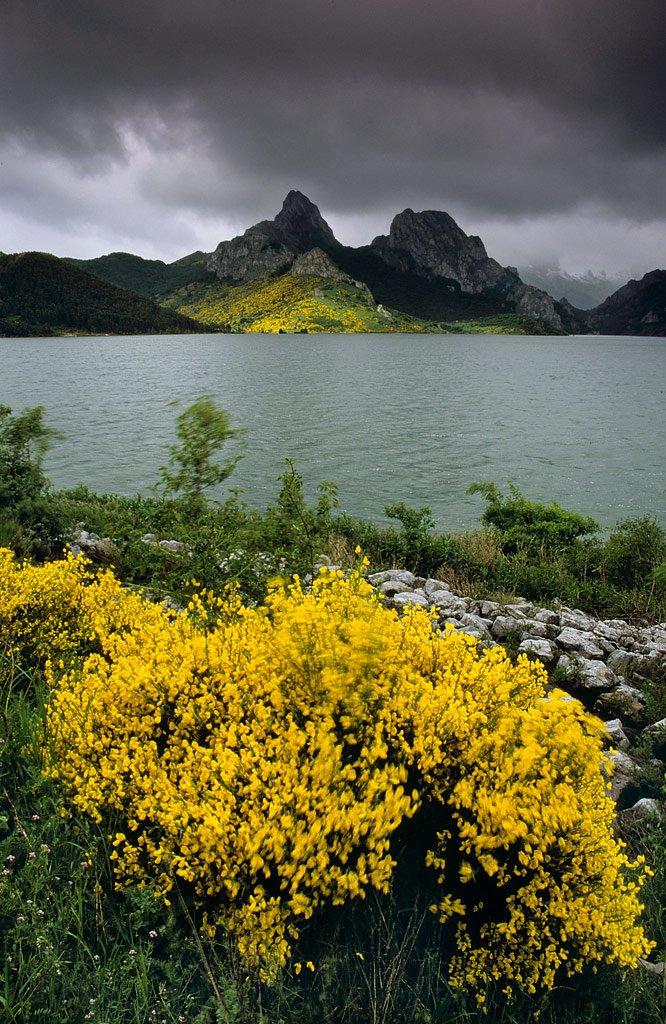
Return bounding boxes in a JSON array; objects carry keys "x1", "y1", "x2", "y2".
[
  {"x1": 64, "y1": 250, "x2": 213, "y2": 298},
  {"x1": 207, "y1": 190, "x2": 341, "y2": 283},
  {"x1": 162, "y1": 245, "x2": 554, "y2": 335},
  {"x1": 204, "y1": 192, "x2": 578, "y2": 333},
  {"x1": 517, "y1": 265, "x2": 625, "y2": 310},
  {"x1": 584, "y1": 270, "x2": 666, "y2": 336},
  {"x1": 0, "y1": 252, "x2": 209, "y2": 336},
  {"x1": 15, "y1": 193, "x2": 663, "y2": 337}
]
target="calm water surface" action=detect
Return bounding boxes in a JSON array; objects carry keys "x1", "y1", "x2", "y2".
[{"x1": 1, "y1": 333, "x2": 664, "y2": 530}]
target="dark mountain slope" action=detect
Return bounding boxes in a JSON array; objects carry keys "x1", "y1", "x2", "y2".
[
  {"x1": 247, "y1": 189, "x2": 342, "y2": 253},
  {"x1": 0, "y1": 252, "x2": 208, "y2": 336},
  {"x1": 333, "y1": 245, "x2": 502, "y2": 321},
  {"x1": 584, "y1": 270, "x2": 666, "y2": 336}
]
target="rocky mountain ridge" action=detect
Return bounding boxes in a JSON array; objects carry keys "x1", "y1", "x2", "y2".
[
  {"x1": 5, "y1": 191, "x2": 662, "y2": 336},
  {"x1": 207, "y1": 191, "x2": 573, "y2": 331},
  {"x1": 204, "y1": 191, "x2": 666, "y2": 335}
]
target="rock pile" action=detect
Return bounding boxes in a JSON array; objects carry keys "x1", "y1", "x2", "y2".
[{"x1": 365, "y1": 568, "x2": 666, "y2": 819}]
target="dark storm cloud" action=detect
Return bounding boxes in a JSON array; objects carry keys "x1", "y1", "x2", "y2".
[{"x1": 1, "y1": 0, "x2": 665, "y2": 263}]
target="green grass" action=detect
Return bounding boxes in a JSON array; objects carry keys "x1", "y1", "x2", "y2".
[{"x1": 439, "y1": 313, "x2": 567, "y2": 335}]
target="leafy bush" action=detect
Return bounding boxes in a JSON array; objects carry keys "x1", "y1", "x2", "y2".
[
  {"x1": 468, "y1": 482, "x2": 599, "y2": 554},
  {"x1": 334, "y1": 503, "x2": 465, "y2": 579},
  {"x1": 34, "y1": 557, "x2": 654, "y2": 1002},
  {"x1": 601, "y1": 516, "x2": 666, "y2": 590}
]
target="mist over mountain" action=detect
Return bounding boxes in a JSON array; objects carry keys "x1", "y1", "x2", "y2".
[{"x1": 517, "y1": 265, "x2": 626, "y2": 310}]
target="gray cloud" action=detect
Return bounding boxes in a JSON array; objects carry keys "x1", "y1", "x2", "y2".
[{"x1": 1, "y1": 0, "x2": 664, "y2": 274}]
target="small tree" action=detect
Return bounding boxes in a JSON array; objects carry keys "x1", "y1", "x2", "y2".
[
  {"x1": 0, "y1": 404, "x2": 62, "y2": 509},
  {"x1": 159, "y1": 397, "x2": 244, "y2": 519}
]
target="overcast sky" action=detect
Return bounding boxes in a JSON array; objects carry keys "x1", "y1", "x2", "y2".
[{"x1": 1, "y1": 0, "x2": 665, "y2": 282}]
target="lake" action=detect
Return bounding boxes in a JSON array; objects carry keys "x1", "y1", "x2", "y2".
[{"x1": 1, "y1": 332, "x2": 664, "y2": 531}]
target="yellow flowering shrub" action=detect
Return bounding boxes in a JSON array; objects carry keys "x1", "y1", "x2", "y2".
[
  {"x1": 168, "y1": 272, "x2": 430, "y2": 333},
  {"x1": 31, "y1": 555, "x2": 654, "y2": 995},
  {"x1": 0, "y1": 548, "x2": 172, "y2": 674}
]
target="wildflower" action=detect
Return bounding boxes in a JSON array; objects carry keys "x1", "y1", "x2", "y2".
[
  {"x1": 28, "y1": 851, "x2": 36, "y2": 859},
  {"x1": 35, "y1": 558, "x2": 654, "y2": 998},
  {"x1": 149, "y1": 930, "x2": 158, "y2": 939}
]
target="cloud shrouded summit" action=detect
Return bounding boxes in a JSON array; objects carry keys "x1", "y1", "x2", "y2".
[{"x1": 1, "y1": 0, "x2": 665, "y2": 280}]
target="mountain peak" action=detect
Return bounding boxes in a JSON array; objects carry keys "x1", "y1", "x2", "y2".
[
  {"x1": 208, "y1": 191, "x2": 340, "y2": 282},
  {"x1": 281, "y1": 189, "x2": 317, "y2": 211},
  {"x1": 389, "y1": 208, "x2": 489, "y2": 265},
  {"x1": 370, "y1": 206, "x2": 496, "y2": 292},
  {"x1": 263, "y1": 190, "x2": 339, "y2": 253}
]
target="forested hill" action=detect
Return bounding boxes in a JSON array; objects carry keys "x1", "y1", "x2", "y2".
[
  {"x1": 0, "y1": 252, "x2": 211, "y2": 336},
  {"x1": 64, "y1": 250, "x2": 214, "y2": 299}
]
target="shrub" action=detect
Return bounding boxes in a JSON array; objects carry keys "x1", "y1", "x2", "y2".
[
  {"x1": 0, "y1": 404, "x2": 62, "y2": 510},
  {"x1": 601, "y1": 516, "x2": 666, "y2": 590},
  {"x1": 468, "y1": 482, "x2": 599, "y2": 554},
  {"x1": 0, "y1": 548, "x2": 170, "y2": 677},
  {"x1": 40, "y1": 558, "x2": 654, "y2": 1002}
]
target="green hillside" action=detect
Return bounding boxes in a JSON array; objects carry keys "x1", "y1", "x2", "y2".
[
  {"x1": 161, "y1": 272, "x2": 564, "y2": 334},
  {"x1": 161, "y1": 272, "x2": 442, "y2": 332},
  {"x1": 440, "y1": 313, "x2": 563, "y2": 335},
  {"x1": 64, "y1": 250, "x2": 213, "y2": 298},
  {"x1": 0, "y1": 252, "x2": 211, "y2": 336}
]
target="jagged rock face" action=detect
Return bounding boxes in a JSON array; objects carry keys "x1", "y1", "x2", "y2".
[
  {"x1": 207, "y1": 233, "x2": 294, "y2": 283},
  {"x1": 584, "y1": 269, "x2": 666, "y2": 336},
  {"x1": 503, "y1": 277, "x2": 565, "y2": 330},
  {"x1": 208, "y1": 191, "x2": 340, "y2": 282},
  {"x1": 373, "y1": 208, "x2": 504, "y2": 293},
  {"x1": 249, "y1": 190, "x2": 340, "y2": 253},
  {"x1": 291, "y1": 247, "x2": 351, "y2": 281},
  {"x1": 372, "y1": 207, "x2": 564, "y2": 329},
  {"x1": 205, "y1": 190, "x2": 600, "y2": 332},
  {"x1": 292, "y1": 248, "x2": 376, "y2": 306}
]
